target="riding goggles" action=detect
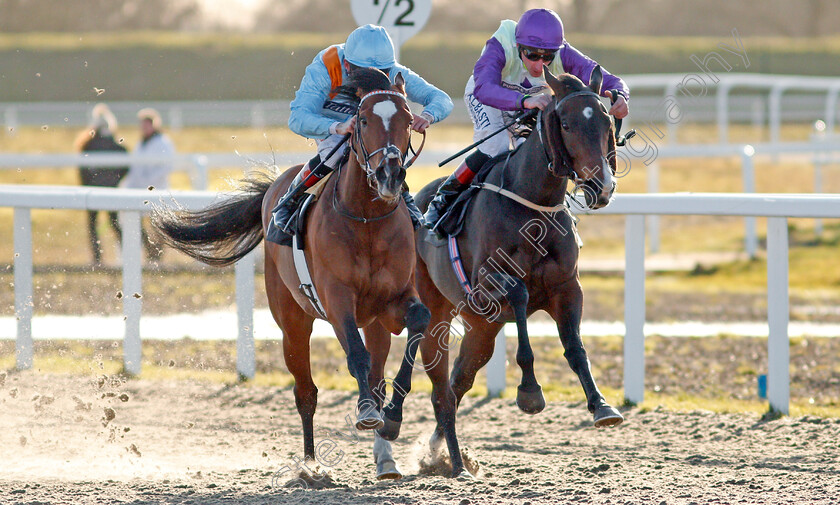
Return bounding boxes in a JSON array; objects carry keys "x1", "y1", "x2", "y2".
[{"x1": 521, "y1": 49, "x2": 557, "y2": 63}]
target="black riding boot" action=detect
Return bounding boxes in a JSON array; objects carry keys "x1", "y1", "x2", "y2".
[
  {"x1": 422, "y1": 173, "x2": 469, "y2": 231},
  {"x1": 423, "y1": 152, "x2": 489, "y2": 231},
  {"x1": 266, "y1": 158, "x2": 332, "y2": 245},
  {"x1": 401, "y1": 188, "x2": 424, "y2": 230}
]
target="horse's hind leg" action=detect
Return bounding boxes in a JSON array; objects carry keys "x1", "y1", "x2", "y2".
[
  {"x1": 448, "y1": 313, "x2": 502, "y2": 404},
  {"x1": 266, "y1": 259, "x2": 318, "y2": 459},
  {"x1": 414, "y1": 261, "x2": 466, "y2": 477},
  {"x1": 495, "y1": 275, "x2": 545, "y2": 414},
  {"x1": 550, "y1": 279, "x2": 623, "y2": 427}
]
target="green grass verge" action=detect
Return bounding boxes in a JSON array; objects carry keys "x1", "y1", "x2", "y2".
[
  {"x1": 2, "y1": 353, "x2": 836, "y2": 419},
  {"x1": 2, "y1": 338, "x2": 838, "y2": 418},
  {"x1": 5, "y1": 31, "x2": 840, "y2": 102}
]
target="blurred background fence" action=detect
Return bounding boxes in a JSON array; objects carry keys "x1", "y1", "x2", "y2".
[{"x1": 5, "y1": 74, "x2": 840, "y2": 147}]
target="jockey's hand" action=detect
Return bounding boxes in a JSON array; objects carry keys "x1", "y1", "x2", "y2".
[
  {"x1": 335, "y1": 116, "x2": 356, "y2": 135},
  {"x1": 411, "y1": 112, "x2": 432, "y2": 133},
  {"x1": 523, "y1": 95, "x2": 552, "y2": 110},
  {"x1": 605, "y1": 90, "x2": 629, "y2": 119}
]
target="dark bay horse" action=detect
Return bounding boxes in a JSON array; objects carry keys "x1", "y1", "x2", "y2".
[
  {"x1": 151, "y1": 68, "x2": 430, "y2": 480},
  {"x1": 388, "y1": 66, "x2": 625, "y2": 476}
]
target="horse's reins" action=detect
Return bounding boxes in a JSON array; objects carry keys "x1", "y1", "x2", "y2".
[
  {"x1": 478, "y1": 90, "x2": 604, "y2": 213},
  {"x1": 335, "y1": 89, "x2": 426, "y2": 224}
]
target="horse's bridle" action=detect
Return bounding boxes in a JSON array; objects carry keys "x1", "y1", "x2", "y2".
[
  {"x1": 536, "y1": 89, "x2": 606, "y2": 180},
  {"x1": 479, "y1": 90, "x2": 616, "y2": 213},
  {"x1": 352, "y1": 89, "x2": 425, "y2": 184},
  {"x1": 334, "y1": 88, "x2": 426, "y2": 224}
]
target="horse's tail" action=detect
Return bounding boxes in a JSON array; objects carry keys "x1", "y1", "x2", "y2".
[{"x1": 151, "y1": 171, "x2": 274, "y2": 267}]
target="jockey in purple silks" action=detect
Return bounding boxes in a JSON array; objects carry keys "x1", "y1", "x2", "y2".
[{"x1": 423, "y1": 8, "x2": 631, "y2": 231}]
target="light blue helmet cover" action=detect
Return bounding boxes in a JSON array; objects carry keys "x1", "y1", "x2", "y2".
[{"x1": 344, "y1": 24, "x2": 396, "y2": 69}]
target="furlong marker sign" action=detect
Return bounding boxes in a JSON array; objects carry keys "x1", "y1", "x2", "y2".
[{"x1": 350, "y1": 0, "x2": 431, "y2": 61}]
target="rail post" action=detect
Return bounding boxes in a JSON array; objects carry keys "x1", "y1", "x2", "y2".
[
  {"x1": 190, "y1": 155, "x2": 209, "y2": 190},
  {"x1": 14, "y1": 208, "x2": 33, "y2": 370},
  {"x1": 647, "y1": 162, "x2": 660, "y2": 254},
  {"x1": 741, "y1": 145, "x2": 758, "y2": 258},
  {"x1": 235, "y1": 249, "x2": 257, "y2": 380},
  {"x1": 486, "y1": 328, "x2": 507, "y2": 397},
  {"x1": 120, "y1": 211, "x2": 143, "y2": 375},
  {"x1": 624, "y1": 215, "x2": 646, "y2": 404},
  {"x1": 766, "y1": 217, "x2": 790, "y2": 414}
]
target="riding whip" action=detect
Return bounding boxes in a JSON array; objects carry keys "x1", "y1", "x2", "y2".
[{"x1": 438, "y1": 108, "x2": 540, "y2": 167}]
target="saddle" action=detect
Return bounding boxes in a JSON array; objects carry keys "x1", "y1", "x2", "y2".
[
  {"x1": 436, "y1": 147, "x2": 521, "y2": 237},
  {"x1": 265, "y1": 169, "x2": 337, "y2": 248}
]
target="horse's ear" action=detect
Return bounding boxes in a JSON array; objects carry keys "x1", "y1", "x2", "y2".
[
  {"x1": 589, "y1": 65, "x2": 603, "y2": 95},
  {"x1": 544, "y1": 64, "x2": 562, "y2": 95},
  {"x1": 393, "y1": 71, "x2": 405, "y2": 94}
]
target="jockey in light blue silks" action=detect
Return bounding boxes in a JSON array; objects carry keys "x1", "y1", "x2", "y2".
[
  {"x1": 268, "y1": 24, "x2": 453, "y2": 244},
  {"x1": 423, "y1": 8, "x2": 631, "y2": 230}
]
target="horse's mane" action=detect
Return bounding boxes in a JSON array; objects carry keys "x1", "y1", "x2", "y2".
[{"x1": 332, "y1": 67, "x2": 392, "y2": 104}]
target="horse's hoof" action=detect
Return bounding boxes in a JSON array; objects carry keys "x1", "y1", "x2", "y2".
[
  {"x1": 376, "y1": 459, "x2": 403, "y2": 480},
  {"x1": 377, "y1": 416, "x2": 401, "y2": 441},
  {"x1": 356, "y1": 410, "x2": 384, "y2": 431},
  {"x1": 593, "y1": 405, "x2": 624, "y2": 427},
  {"x1": 452, "y1": 467, "x2": 476, "y2": 480},
  {"x1": 516, "y1": 384, "x2": 546, "y2": 415}
]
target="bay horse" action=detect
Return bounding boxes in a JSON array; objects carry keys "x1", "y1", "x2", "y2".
[
  {"x1": 381, "y1": 66, "x2": 625, "y2": 477},
  {"x1": 151, "y1": 68, "x2": 431, "y2": 480}
]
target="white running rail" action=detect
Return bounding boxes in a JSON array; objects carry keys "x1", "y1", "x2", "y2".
[{"x1": 5, "y1": 186, "x2": 840, "y2": 414}]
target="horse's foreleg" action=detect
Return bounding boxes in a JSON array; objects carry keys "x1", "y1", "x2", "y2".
[
  {"x1": 363, "y1": 321, "x2": 402, "y2": 480},
  {"x1": 550, "y1": 281, "x2": 623, "y2": 427},
  {"x1": 496, "y1": 275, "x2": 545, "y2": 414},
  {"x1": 377, "y1": 296, "x2": 430, "y2": 441},
  {"x1": 329, "y1": 301, "x2": 383, "y2": 431},
  {"x1": 363, "y1": 321, "x2": 390, "y2": 412},
  {"x1": 419, "y1": 318, "x2": 466, "y2": 477}
]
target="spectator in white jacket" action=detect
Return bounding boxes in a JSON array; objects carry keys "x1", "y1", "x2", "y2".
[
  {"x1": 124, "y1": 108, "x2": 175, "y2": 190},
  {"x1": 125, "y1": 108, "x2": 175, "y2": 260}
]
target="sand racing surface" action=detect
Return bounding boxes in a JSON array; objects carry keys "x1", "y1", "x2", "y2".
[{"x1": 1, "y1": 371, "x2": 839, "y2": 505}]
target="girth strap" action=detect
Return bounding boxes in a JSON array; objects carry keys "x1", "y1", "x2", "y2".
[
  {"x1": 292, "y1": 230, "x2": 328, "y2": 319},
  {"x1": 477, "y1": 182, "x2": 567, "y2": 213}
]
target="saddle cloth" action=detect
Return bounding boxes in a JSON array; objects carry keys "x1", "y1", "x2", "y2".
[{"x1": 436, "y1": 149, "x2": 517, "y2": 237}]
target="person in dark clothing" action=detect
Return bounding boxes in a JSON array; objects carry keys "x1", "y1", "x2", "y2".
[{"x1": 74, "y1": 103, "x2": 129, "y2": 266}]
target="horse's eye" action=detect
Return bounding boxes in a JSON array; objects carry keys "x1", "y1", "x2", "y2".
[
  {"x1": 360, "y1": 117, "x2": 368, "y2": 126},
  {"x1": 561, "y1": 121, "x2": 570, "y2": 131}
]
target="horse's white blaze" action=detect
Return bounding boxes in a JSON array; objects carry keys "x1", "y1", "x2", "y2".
[
  {"x1": 583, "y1": 106, "x2": 593, "y2": 119},
  {"x1": 373, "y1": 99, "x2": 398, "y2": 131}
]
